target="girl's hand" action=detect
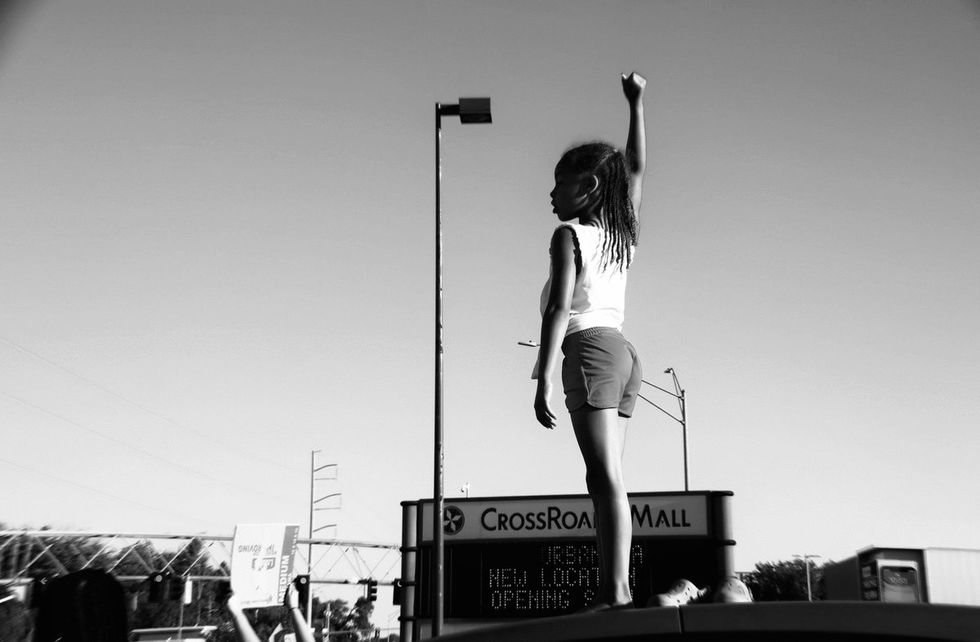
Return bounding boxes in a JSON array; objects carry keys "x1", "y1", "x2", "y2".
[
  {"x1": 621, "y1": 71, "x2": 646, "y2": 103},
  {"x1": 285, "y1": 584, "x2": 300, "y2": 610},
  {"x1": 534, "y1": 380, "x2": 557, "y2": 429}
]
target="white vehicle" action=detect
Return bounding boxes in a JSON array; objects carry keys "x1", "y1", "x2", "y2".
[{"x1": 824, "y1": 546, "x2": 980, "y2": 606}]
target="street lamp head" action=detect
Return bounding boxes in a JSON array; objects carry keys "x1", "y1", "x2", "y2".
[
  {"x1": 664, "y1": 367, "x2": 673, "y2": 374},
  {"x1": 458, "y1": 97, "x2": 492, "y2": 124}
]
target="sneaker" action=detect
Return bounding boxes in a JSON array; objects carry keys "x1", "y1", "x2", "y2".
[
  {"x1": 648, "y1": 578, "x2": 709, "y2": 607},
  {"x1": 711, "y1": 577, "x2": 753, "y2": 603}
]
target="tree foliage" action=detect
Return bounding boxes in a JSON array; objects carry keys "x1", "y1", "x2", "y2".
[
  {"x1": 743, "y1": 558, "x2": 827, "y2": 601},
  {"x1": 0, "y1": 526, "x2": 107, "y2": 578},
  {"x1": 320, "y1": 597, "x2": 378, "y2": 641}
]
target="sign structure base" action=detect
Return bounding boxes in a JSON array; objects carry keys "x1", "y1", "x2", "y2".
[{"x1": 399, "y1": 491, "x2": 736, "y2": 641}]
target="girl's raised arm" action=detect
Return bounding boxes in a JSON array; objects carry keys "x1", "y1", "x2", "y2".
[{"x1": 621, "y1": 72, "x2": 647, "y2": 217}]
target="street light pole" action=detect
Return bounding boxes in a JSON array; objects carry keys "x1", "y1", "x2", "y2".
[
  {"x1": 794, "y1": 554, "x2": 822, "y2": 601},
  {"x1": 433, "y1": 98, "x2": 491, "y2": 638},
  {"x1": 433, "y1": 101, "x2": 445, "y2": 641},
  {"x1": 308, "y1": 451, "x2": 339, "y2": 625},
  {"x1": 638, "y1": 368, "x2": 689, "y2": 492}
]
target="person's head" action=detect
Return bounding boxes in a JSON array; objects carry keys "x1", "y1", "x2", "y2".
[
  {"x1": 33, "y1": 570, "x2": 128, "y2": 642},
  {"x1": 551, "y1": 142, "x2": 637, "y2": 270}
]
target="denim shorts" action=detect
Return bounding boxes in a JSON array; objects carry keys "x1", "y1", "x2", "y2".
[{"x1": 561, "y1": 327, "x2": 642, "y2": 417}]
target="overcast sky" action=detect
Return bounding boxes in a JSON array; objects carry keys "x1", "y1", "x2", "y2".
[{"x1": 2, "y1": 0, "x2": 979, "y2": 613}]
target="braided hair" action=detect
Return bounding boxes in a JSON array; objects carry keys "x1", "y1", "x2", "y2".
[{"x1": 557, "y1": 142, "x2": 638, "y2": 271}]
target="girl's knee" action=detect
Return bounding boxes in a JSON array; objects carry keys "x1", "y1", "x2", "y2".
[{"x1": 585, "y1": 469, "x2": 625, "y2": 496}]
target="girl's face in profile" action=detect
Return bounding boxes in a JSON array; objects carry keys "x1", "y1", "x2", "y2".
[{"x1": 550, "y1": 168, "x2": 594, "y2": 222}]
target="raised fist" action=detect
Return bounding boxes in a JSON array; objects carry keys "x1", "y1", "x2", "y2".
[{"x1": 621, "y1": 71, "x2": 646, "y2": 102}]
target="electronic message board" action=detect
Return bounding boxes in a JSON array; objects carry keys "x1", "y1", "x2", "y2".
[{"x1": 400, "y1": 491, "x2": 735, "y2": 630}]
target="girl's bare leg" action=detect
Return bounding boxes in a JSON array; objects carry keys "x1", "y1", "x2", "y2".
[
  {"x1": 572, "y1": 406, "x2": 632, "y2": 606},
  {"x1": 589, "y1": 415, "x2": 630, "y2": 601},
  {"x1": 592, "y1": 486, "x2": 608, "y2": 601}
]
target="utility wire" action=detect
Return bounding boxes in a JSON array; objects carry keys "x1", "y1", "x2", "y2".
[
  {"x1": 0, "y1": 390, "x2": 295, "y2": 505},
  {"x1": 0, "y1": 455, "x2": 219, "y2": 527},
  {"x1": 0, "y1": 336, "x2": 305, "y2": 477}
]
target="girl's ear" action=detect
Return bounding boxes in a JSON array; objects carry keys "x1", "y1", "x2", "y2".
[{"x1": 580, "y1": 174, "x2": 600, "y2": 198}]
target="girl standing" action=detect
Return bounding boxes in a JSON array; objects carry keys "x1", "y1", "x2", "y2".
[{"x1": 533, "y1": 71, "x2": 646, "y2": 612}]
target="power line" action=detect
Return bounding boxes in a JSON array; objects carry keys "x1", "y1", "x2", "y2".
[
  {"x1": 0, "y1": 390, "x2": 295, "y2": 505},
  {"x1": 0, "y1": 455, "x2": 219, "y2": 527},
  {"x1": 0, "y1": 336, "x2": 305, "y2": 477}
]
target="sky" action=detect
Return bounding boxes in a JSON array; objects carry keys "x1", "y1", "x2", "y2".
[{"x1": 2, "y1": 0, "x2": 980, "y2": 618}]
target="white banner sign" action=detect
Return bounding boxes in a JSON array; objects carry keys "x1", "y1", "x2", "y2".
[
  {"x1": 420, "y1": 493, "x2": 708, "y2": 542},
  {"x1": 230, "y1": 523, "x2": 300, "y2": 608}
]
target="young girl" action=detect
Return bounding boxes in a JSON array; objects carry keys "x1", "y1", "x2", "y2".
[{"x1": 533, "y1": 71, "x2": 646, "y2": 612}]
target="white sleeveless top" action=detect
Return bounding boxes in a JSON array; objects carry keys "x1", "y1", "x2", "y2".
[{"x1": 540, "y1": 222, "x2": 634, "y2": 335}]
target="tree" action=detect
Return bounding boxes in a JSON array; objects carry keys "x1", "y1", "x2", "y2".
[
  {"x1": 323, "y1": 599, "x2": 356, "y2": 642},
  {"x1": 129, "y1": 538, "x2": 229, "y2": 630},
  {"x1": 317, "y1": 597, "x2": 376, "y2": 641},
  {"x1": 112, "y1": 540, "x2": 164, "y2": 577},
  {"x1": 743, "y1": 558, "x2": 827, "y2": 601},
  {"x1": 0, "y1": 526, "x2": 108, "y2": 578},
  {"x1": 1, "y1": 528, "x2": 378, "y2": 639},
  {"x1": 350, "y1": 596, "x2": 375, "y2": 638}
]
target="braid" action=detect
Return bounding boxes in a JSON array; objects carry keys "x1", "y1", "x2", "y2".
[
  {"x1": 558, "y1": 142, "x2": 638, "y2": 271},
  {"x1": 598, "y1": 151, "x2": 637, "y2": 271}
]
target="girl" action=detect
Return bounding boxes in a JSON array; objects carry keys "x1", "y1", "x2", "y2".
[{"x1": 533, "y1": 71, "x2": 646, "y2": 612}]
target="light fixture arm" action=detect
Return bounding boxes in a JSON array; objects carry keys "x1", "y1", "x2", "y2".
[
  {"x1": 639, "y1": 371, "x2": 689, "y2": 492},
  {"x1": 641, "y1": 378, "x2": 681, "y2": 400},
  {"x1": 636, "y1": 392, "x2": 682, "y2": 424}
]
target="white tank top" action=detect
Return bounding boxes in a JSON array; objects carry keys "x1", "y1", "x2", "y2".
[{"x1": 540, "y1": 222, "x2": 634, "y2": 335}]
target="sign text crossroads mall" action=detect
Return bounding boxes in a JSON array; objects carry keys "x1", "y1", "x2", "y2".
[{"x1": 420, "y1": 493, "x2": 708, "y2": 542}]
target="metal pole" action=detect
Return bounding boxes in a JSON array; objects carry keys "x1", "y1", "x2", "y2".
[
  {"x1": 805, "y1": 558, "x2": 813, "y2": 602},
  {"x1": 177, "y1": 582, "x2": 185, "y2": 639},
  {"x1": 433, "y1": 102, "x2": 445, "y2": 637},
  {"x1": 794, "y1": 554, "x2": 818, "y2": 601},
  {"x1": 308, "y1": 450, "x2": 316, "y2": 625},
  {"x1": 680, "y1": 389, "x2": 689, "y2": 492}
]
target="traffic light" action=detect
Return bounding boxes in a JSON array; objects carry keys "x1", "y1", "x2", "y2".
[
  {"x1": 147, "y1": 571, "x2": 186, "y2": 602},
  {"x1": 392, "y1": 578, "x2": 402, "y2": 605},
  {"x1": 293, "y1": 574, "x2": 310, "y2": 608},
  {"x1": 147, "y1": 571, "x2": 168, "y2": 603},
  {"x1": 169, "y1": 576, "x2": 186, "y2": 602},
  {"x1": 367, "y1": 578, "x2": 378, "y2": 602}
]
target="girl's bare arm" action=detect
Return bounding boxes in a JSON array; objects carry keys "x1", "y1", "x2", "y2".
[
  {"x1": 225, "y1": 594, "x2": 263, "y2": 642},
  {"x1": 285, "y1": 585, "x2": 315, "y2": 642},
  {"x1": 534, "y1": 227, "x2": 576, "y2": 429},
  {"x1": 621, "y1": 72, "x2": 647, "y2": 216}
]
